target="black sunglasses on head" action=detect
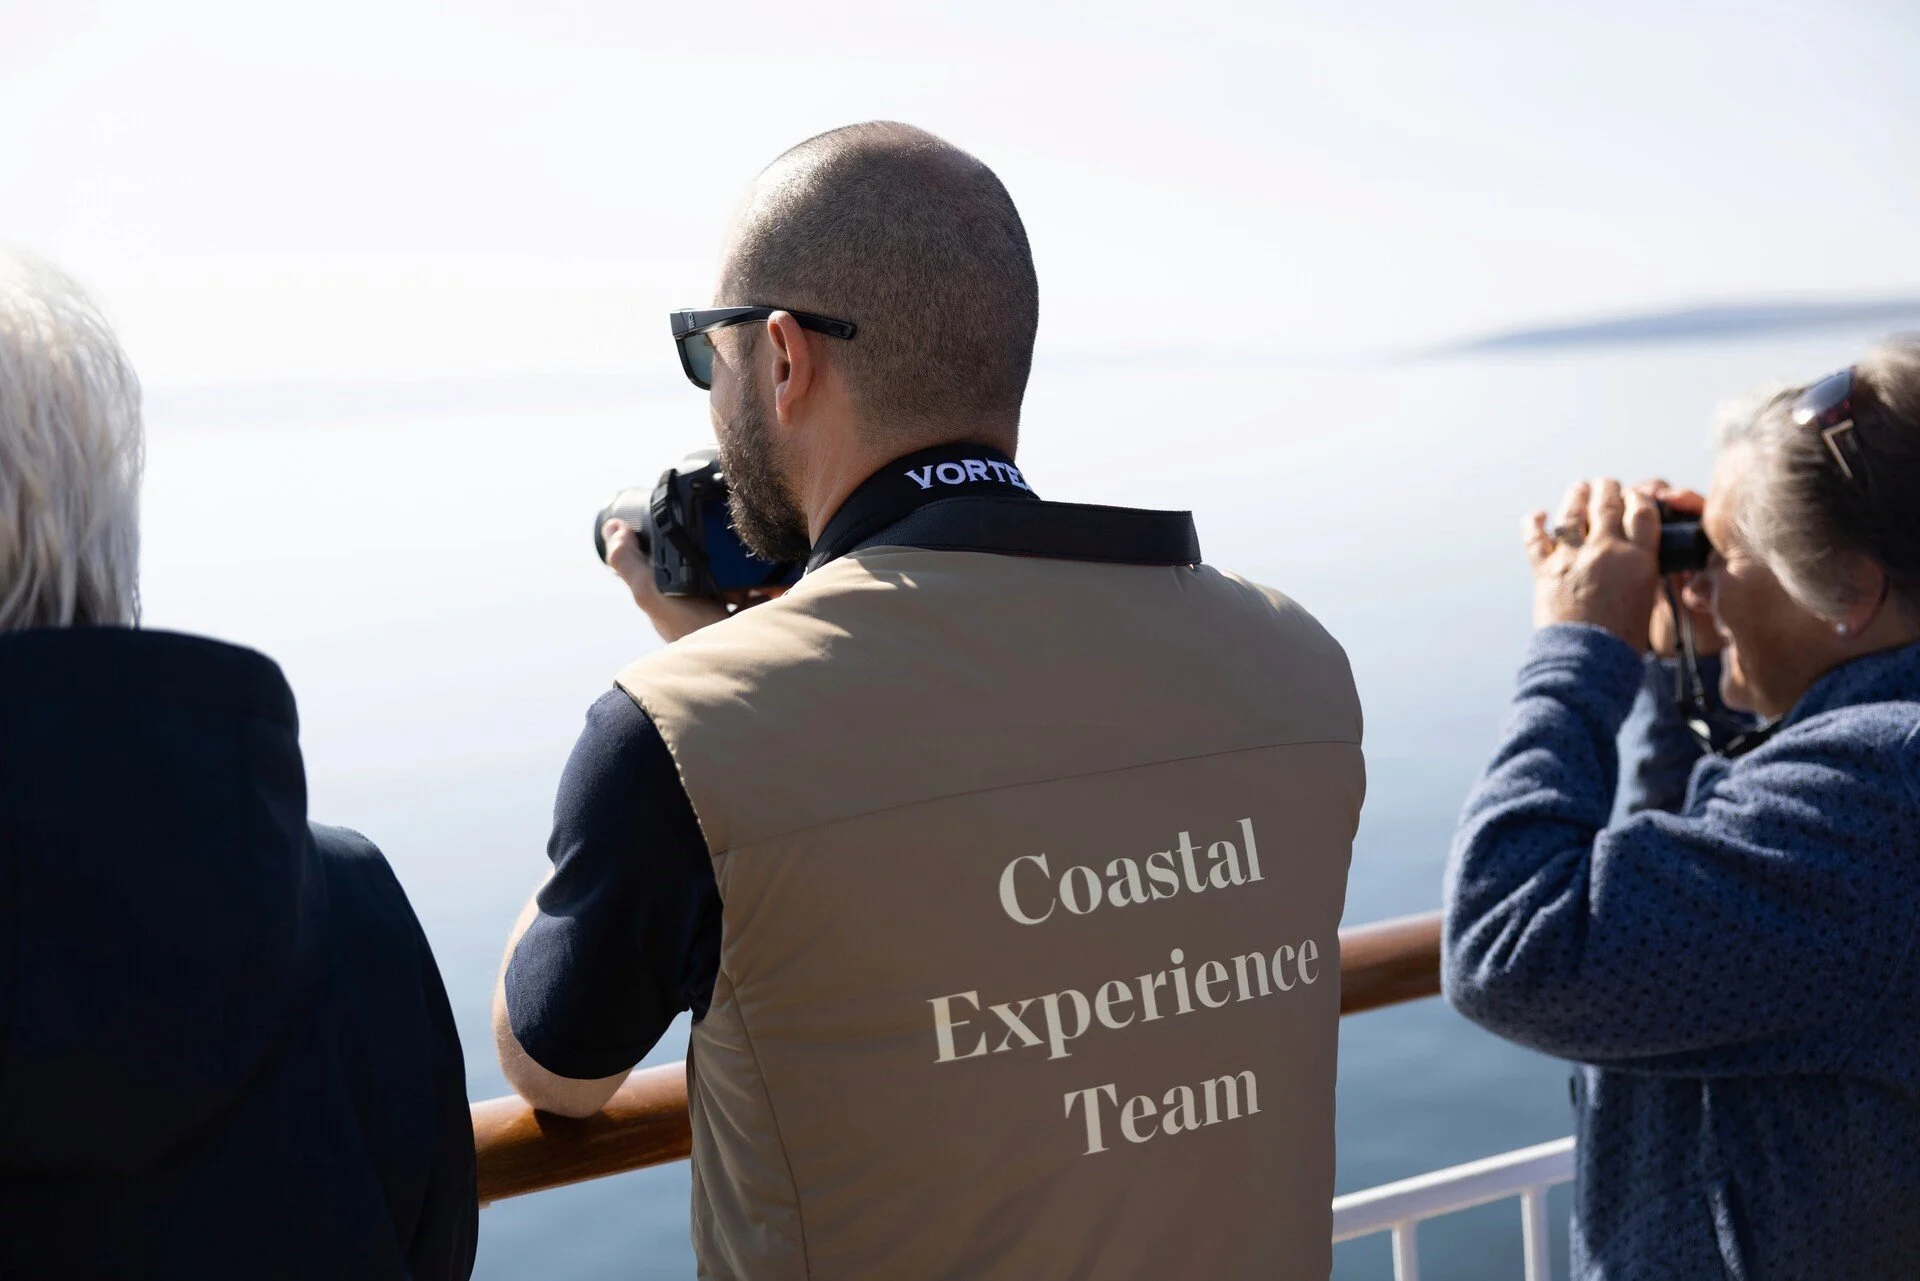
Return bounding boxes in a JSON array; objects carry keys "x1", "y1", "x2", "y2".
[
  {"x1": 669, "y1": 307, "x2": 858, "y2": 390},
  {"x1": 1793, "y1": 366, "x2": 1865, "y2": 482}
]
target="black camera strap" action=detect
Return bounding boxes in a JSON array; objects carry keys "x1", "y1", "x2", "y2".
[
  {"x1": 807, "y1": 442, "x2": 1200, "y2": 572},
  {"x1": 808, "y1": 442, "x2": 1039, "y2": 571},
  {"x1": 1666, "y1": 577, "x2": 1780, "y2": 759},
  {"x1": 1666, "y1": 578, "x2": 1718, "y2": 749},
  {"x1": 651, "y1": 477, "x2": 730, "y2": 600}
]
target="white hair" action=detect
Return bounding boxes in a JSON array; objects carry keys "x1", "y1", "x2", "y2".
[
  {"x1": 1714, "y1": 334, "x2": 1920, "y2": 621},
  {"x1": 0, "y1": 251, "x2": 143, "y2": 631}
]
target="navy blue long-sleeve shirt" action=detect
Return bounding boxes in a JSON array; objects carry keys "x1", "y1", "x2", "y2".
[
  {"x1": 1444, "y1": 624, "x2": 1920, "y2": 1279},
  {"x1": 504, "y1": 690, "x2": 720, "y2": 1080}
]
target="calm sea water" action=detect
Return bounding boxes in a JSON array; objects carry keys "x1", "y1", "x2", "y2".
[{"x1": 138, "y1": 328, "x2": 1890, "y2": 1279}]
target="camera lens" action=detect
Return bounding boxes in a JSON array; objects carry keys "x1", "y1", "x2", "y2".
[{"x1": 594, "y1": 487, "x2": 655, "y2": 564}]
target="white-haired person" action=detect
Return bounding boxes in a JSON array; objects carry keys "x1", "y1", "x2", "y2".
[
  {"x1": 0, "y1": 252, "x2": 476, "y2": 1280},
  {"x1": 1446, "y1": 336, "x2": 1920, "y2": 1277}
]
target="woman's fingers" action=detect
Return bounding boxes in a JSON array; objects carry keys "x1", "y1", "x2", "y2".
[
  {"x1": 1660, "y1": 486, "x2": 1707, "y2": 517},
  {"x1": 1532, "y1": 477, "x2": 1661, "y2": 652},
  {"x1": 1557, "y1": 482, "x2": 1590, "y2": 532},
  {"x1": 1622, "y1": 486, "x2": 1660, "y2": 550},
  {"x1": 1588, "y1": 477, "x2": 1626, "y2": 538},
  {"x1": 1524, "y1": 510, "x2": 1554, "y2": 566},
  {"x1": 1633, "y1": 477, "x2": 1708, "y2": 518}
]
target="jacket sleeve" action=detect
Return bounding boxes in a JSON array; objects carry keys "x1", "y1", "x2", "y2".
[
  {"x1": 1617, "y1": 652, "x2": 1761, "y2": 817},
  {"x1": 1615, "y1": 657, "x2": 1699, "y2": 816},
  {"x1": 309, "y1": 824, "x2": 478, "y2": 1280},
  {"x1": 399, "y1": 878, "x2": 482, "y2": 1281},
  {"x1": 1443, "y1": 625, "x2": 1916, "y2": 1073}
]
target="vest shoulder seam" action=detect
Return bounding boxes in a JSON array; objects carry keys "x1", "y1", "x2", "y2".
[{"x1": 713, "y1": 736, "x2": 1362, "y2": 857}]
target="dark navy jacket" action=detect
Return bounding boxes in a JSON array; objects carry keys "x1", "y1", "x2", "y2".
[
  {"x1": 0, "y1": 629, "x2": 476, "y2": 1280},
  {"x1": 1446, "y1": 624, "x2": 1920, "y2": 1280}
]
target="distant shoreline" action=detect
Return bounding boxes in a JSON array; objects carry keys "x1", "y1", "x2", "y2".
[{"x1": 1442, "y1": 298, "x2": 1920, "y2": 356}]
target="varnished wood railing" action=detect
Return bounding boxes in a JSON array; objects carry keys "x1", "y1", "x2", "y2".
[{"x1": 472, "y1": 909, "x2": 1444, "y2": 1204}]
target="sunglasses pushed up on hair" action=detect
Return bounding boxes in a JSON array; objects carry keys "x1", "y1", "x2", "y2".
[
  {"x1": 669, "y1": 307, "x2": 858, "y2": 391},
  {"x1": 1793, "y1": 366, "x2": 1868, "y2": 483}
]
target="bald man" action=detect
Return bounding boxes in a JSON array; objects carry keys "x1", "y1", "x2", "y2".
[{"x1": 494, "y1": 123, "x2": 1364, "y2": 1279}]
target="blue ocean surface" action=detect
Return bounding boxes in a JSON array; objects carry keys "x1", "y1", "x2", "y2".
[{"x1": 136, "y1": 326, "x2": 1896, "y2": 1279}]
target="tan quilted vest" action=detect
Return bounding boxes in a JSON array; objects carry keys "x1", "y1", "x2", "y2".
[{"x1": 617, "y1": 544, "x2": 1364, "y2": 1280}]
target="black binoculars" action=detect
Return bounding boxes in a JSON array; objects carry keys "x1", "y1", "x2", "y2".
[{"x1": 1657, "y1": 502, "x2": 1712, "y2": 575}]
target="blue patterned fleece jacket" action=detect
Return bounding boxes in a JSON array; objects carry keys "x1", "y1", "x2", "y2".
[{"x1": 1444, "y1": 624, "x2": 1920, "y2": 1280}]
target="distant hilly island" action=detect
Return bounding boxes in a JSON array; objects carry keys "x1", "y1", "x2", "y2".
[{"x1": 1444, "y1": 298, "x2": 1920, "y2": 355}]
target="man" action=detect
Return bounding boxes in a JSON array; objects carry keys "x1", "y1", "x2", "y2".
[{"x1": 494, "y1": 122, "x2": 1364, "y2": 1279}]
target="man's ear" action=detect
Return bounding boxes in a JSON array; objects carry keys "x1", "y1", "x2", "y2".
[{"x1": 764, "y1": 311, "x2": 816, "y2": 428}]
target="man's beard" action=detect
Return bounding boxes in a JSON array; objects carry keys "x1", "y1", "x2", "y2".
[{"x1": 717, "y1": 380, "x2": 812, "y2": 564}]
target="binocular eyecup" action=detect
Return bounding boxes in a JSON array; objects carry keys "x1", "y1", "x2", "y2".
[{"x1": 1655, "y1": 501, "x2": 1712, "y2": 575}]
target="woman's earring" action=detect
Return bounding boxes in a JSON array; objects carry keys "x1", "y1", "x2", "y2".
[{"x1": 1837, "y1": 623, "x2": 1851, "y2": 636}]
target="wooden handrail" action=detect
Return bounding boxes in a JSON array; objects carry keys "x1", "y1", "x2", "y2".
[
  {"x1": 1335, "y1": 908, "x2": 1447, "y2": 1016},
  {"x1": 472, "y1": 1061, "x2": 692, "y2": 1204},
  {"x1": 473, "y1": 909, "x2": 1444, "y2": 1204}
]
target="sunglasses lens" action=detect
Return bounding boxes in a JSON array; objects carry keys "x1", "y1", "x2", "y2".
[
  {"x1": 1793, "y1": 368, "x2": 1853, "y2": 426},
  {"x1": 682, "y1": 331, "x2": 716, "y2": 390}
]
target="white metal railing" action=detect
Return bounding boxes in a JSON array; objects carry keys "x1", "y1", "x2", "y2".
[{"x1": 1332, "y1": 1136, "x2": 1576, "y2": 1281}]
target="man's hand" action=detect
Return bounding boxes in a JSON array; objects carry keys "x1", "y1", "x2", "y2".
[
  {"x1": 1524, "y1": 478, "x2": 1661, "y2": 653},
  {"x1": 603, "y1": 519, "x2": 730, "y2": 643}
]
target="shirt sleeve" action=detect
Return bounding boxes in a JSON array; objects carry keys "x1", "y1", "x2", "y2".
[{"x1": 504, "y1": 688, "x2": 720, "y2": 1080}]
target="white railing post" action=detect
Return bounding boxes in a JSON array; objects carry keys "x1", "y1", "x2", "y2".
[
  {"x1": 1390, "y1": 1220, "x2": 1420, "y2": 1281},
  {"x1": 1519, "y1": 1189, "x2": 1551, "y2": 1281}
]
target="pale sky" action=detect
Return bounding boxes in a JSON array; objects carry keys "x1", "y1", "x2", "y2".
[{"x1": 4, "y1": 0, "x2": 1917, "y2": 387}]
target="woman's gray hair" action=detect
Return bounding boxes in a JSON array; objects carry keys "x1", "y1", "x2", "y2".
[
  {"x1": 1715, "y1": 334, "x2": 1920, "y2": 621},
  {"x1": 0, "y1": 251, "x2": 143, "y2": 631}
]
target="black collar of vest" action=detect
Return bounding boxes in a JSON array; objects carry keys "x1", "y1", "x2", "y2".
[{"x1": 806, "y1": 442, "x2": 1201, "y2": 572}]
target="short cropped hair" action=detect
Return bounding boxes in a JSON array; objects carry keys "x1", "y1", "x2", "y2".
[
  {"x1": 0, "y1": 251, "x2": 143, "y2": 631},
  {"x1": 1716, "y1": 334, "x2": 1920, "y2": 620},
  {"x1": 721, "y1": 122, "x2": 1039, "y2": 437}
]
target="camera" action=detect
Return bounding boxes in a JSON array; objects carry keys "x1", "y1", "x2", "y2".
[
  {"x1": 1656, "y1": 501, "x2": 1712, "y2": 575},
  {"x1": 593, "y1": 448, "x2": 804, "y2": 598}
]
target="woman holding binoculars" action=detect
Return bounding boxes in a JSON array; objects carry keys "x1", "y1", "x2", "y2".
[{"x1": 1444, "y1": 336, "x2": 1920, "y2": 1279}]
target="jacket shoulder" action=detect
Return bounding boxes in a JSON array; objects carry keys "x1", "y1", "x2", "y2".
[
  {"x1": 308, "y1": 822, "x2": 447, "y2": 1013},
  {"x1": 310, "y1": 823, "x2": 417, "y2": 935}
]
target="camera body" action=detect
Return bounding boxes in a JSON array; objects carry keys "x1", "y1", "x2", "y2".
[
  {"x1": 594, "y1": 448, "x2": 804, "y2": 598},
  {"x1": 1656, "y1": 501, "x2": 1712, "y2": 575}
]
